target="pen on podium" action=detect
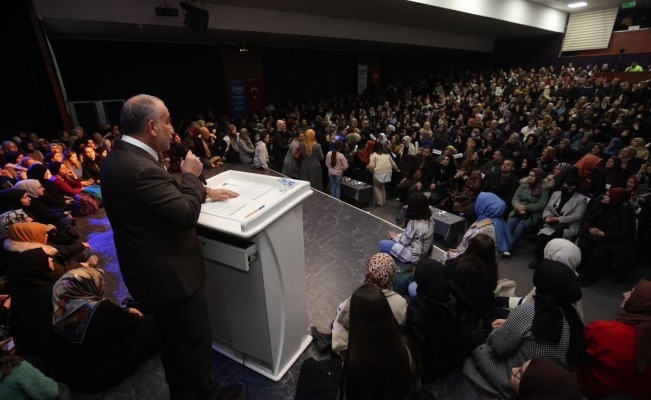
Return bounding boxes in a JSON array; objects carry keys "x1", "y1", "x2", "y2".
[{"x1": 245, "y1": 205, "x2": 265, "y2": 218}]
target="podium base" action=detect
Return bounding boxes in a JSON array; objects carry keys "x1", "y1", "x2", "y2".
[{"x1": 212, "y1": 334, "x2": 313, "y2": 381}]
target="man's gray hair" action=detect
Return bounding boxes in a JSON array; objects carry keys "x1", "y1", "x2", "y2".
[{"x1": 120, "y1": 94, "x2": 164, "y2": 136}]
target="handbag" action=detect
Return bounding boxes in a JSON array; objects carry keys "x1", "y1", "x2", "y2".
[{"x1": 293, "y1": 148, "x2": 303, "y2": 163}]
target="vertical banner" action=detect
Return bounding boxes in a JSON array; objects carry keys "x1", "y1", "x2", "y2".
[
  {"x1": 246, "y1": 79, "x2": 265, "y2": 114},
  {"x1": 357, "y1": 64, "x2": 368, "y2": 95},
  {"x1": 369, "y1": 66, "x2": 382, "y2": 90},
  {"x1": 229, "y1": 80, "x2": 247, "y2": 120}
]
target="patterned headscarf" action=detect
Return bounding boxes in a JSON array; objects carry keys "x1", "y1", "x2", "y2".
[
  {"x1": 0, "y1": 210, "x2": 31, "y2": 239},
  {"x1": 364, "y1": 253, "x2": 397, "y2": 290},
  {"x1": 53, "y1": 268, "x2": 105, "y2": 343}
]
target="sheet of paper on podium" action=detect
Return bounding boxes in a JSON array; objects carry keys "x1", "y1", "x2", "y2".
[
  {"x1": 203, "y1": 200, "x2": 247, "y2": 217},
  {"x1": 220, "y1": 179, "x2": 275, "y2": 200}
]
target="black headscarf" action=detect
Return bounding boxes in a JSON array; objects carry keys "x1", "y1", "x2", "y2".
[
  {"x1": 4, "y1": 151, "x2": 21, "y2": 164},
  {"x1": 414, "y1": 259, "x2": 449, "y2": 302},
  {"x1": 0, "y1": 188, "x2": 26, "y2": 214},
  {"x1": 532, "y1": 260, "x2": 585, "y2": 366},
  {"x1": 27, "y1": 163, "x2": 48, "y2": 180}
]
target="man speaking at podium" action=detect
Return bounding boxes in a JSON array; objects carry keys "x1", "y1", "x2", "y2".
[{"x1": 101, "y1": 94, "x2": 241, "y2": 400}]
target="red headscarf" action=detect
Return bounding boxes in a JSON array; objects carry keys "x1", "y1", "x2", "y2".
[
  {"x1": 617, "y1": 279, "x2": 651, "y2": 372},
  {"x1": 358, "y1": 140, "x2": 375, "y2": 164},
  {"x1": 575, "y1": 154, "x2": 602, "y2": 178},
  {"x1": 607, "y1": 187, "x2": 630, "y2": 207}
]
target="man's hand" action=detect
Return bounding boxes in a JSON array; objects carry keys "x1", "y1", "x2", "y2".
[
  {"x1": 180, "y1": 150, "x2": 203, "y2": 177},
  {"x1": 207, "y1": 188, "x2": 240, "y2": 202}
]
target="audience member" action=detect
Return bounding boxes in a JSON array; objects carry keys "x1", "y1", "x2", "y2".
[
  {"x1": 504, "y1": 168, "x2": 552, "y2": 256},
  {"x1": 331, "y1": 253, "x2": 406, "y2": 357},
  {"x1": 529, "y1": 178, "x2": 588, "y2": 269},
  {"x1": 577, "y1": 278, "x2": 651, "y2": 399},
  {"x1": 339, "y1": 284, "x2": 420, "y2": 400},
  {"x1": 463, "y1": 260, "x2": 584, "y2": 399},
  {"x1": 381, "y1": 193, "x2": 434, "y2": 264},
  {"x1": 298, "y1": 129, "x2": 324, "y2": 191},
  {"x1": 51, "y1": 268, "x2": 158, "y2": 392},
  {"x1": 511, "y1": 358, "x2": 583, "y2": 400}
]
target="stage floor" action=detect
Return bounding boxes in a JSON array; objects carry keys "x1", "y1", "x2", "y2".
[{"x1": 73, "y1": 163, "x2": 647, "y2": 400}]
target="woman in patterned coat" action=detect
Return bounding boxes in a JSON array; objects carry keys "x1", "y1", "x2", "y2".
[{"x1": 462, "y1": 260, "x2": 585, "y2": 399}]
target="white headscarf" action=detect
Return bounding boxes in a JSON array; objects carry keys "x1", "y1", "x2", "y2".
[
  {"x1": 14, "y1": 179, "x2": 42, "y2": 198},
  {"x1": 544, "y1": 238, "x2": 581, "y2": 274}
]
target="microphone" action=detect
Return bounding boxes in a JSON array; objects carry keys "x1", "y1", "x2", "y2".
[{"x1": 178, "y1": 145, "x2": 207, "y2": 185}]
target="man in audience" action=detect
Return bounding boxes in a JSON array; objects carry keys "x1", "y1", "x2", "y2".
[
  {"x1": 482, "y1": 149, "x2": 505, "y2": 174},
  {"x1": 395, "y1": 145, "x2": 437, "y2": 203},
  {"x1": 464, "y1": 158, "x2": 518, "y2": 221},
  {"x1": 272, "y1": 119, "x2": 291, "y2": 171}
]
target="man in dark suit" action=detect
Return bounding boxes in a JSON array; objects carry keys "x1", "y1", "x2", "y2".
[{"x1": 100, "y1": 94, "x2": 241, "y2": 400}]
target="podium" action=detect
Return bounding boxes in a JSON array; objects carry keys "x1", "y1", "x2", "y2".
[{"x1": 196, "y1": 171, "x2": 313, "y2": 381}]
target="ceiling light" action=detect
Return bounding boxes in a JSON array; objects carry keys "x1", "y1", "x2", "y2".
[{"x1": 568, "y1": 2, "x2": 588, "y2": 8}]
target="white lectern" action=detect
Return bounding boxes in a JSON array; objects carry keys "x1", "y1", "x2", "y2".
[{"x1": 196, "y1": 171, "x2": 313, "y2": 381}]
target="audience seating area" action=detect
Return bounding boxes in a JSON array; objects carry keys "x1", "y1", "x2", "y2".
[{"x1": 1, "y1": 62, "x2": 650, "y2": 399}]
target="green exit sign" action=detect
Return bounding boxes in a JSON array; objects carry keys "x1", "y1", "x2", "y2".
[{"x1": 621, "y1": 1, "x2": 636, "y2": 8}]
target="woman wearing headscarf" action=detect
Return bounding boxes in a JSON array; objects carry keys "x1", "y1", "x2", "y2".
[
  {"x1": 442, "y1": 192, "x2": 513, "y2": 261},
  {"x1": 529, "y1": 178, "x2": 588, "y2": 269},
  {"x1": 577, "y1": 278, "x2": 651, "y2": 399},
  {"x1": 0, "y1": 188, "x2": 31, "y2": 216},
  {"x1": 0, "y1": 209, "x2": 31, "y2": 239},
  {"x1": 505, "y1": 168, "x2": 553, "y2": 256},
  {"x1": 401, "y1": 135, "x2": 417, "y2": 157},
  {"x1": 514, "y1": 239, "x2": 585, "y2": 322},
  {"x1": 5, "y1": 248, "x2": 67, "y2": 359},
  {"x1": 298, "y1": 129, "x2": 324, "y2": 191},
  {"x1": 26, "y1": 163, "x2": 73, "y2": 210},
  {"x1": 405, "y1": 258, "x2": 473, "y2": 382},
  {"x1": 462, "y1": 261, "x2": 585, "y2": 399},
  {"x1": 4, "y1": 222, "x2": 96, "y2": 271},
  {"x1": 619, "y1": 145, "x2": 644, "y2": 175},
  {"x1": 331, "y1": 253, "x2": 406, "y2": 357},
  {"x1": 572, "y1": 154, "x2": 606, "y2": 198},
  {"x1": 603, "y1": 156, "x2": 630, "y2": 189},
  {"x1": 51, "y1": 268, "x2": 158, "y2": 392},
  {"x1": 13, "y1": 180, "x2": 76, "y2": 235},
  {"x1": 511, "y1": 358, "x2": 583, "y2": 400},
  {"x1": 3, "y1": 151, "x2": 26, "y2": 181},
  {"x1": 604, "y1": 137, "x2": 623, "y2": 158},
  {"x1": 577, "y1": 187, "x2": 636, "y2": 286}
]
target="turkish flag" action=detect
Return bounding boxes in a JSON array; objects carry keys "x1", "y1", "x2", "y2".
[
  {"x1": 369, "y1": 66, "x2": 382, "y2": 89},
  {"x1": 246, "y1": 79, "x2": 265, "y2": 113}
]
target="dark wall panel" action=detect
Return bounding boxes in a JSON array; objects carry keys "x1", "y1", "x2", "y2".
[
  {"x1": 1, "y1": 0, "x2": 63, "y2": 138},
  {"x1": 263, "y1": 49, "x2": 357, "y2": 104},
  {"x1": 50, "y1": 39, "x2": 227, "y2": 121}
]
